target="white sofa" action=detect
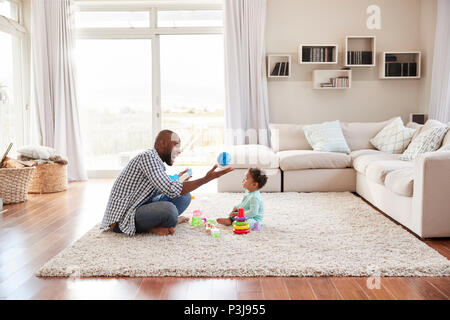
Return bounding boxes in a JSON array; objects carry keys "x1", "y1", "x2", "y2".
[{"x1": 217, "y1": 119, "x2": 450, "y2": 238}]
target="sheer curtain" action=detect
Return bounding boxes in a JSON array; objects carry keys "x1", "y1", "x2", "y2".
[
  {"x1": 224, "y1": 0, "x2": 271, "y2": 146},
  {"x1": 31, "y1": 0, "x2": 87, "y2": 181},
  {"x1": 429, "y1": 0, "x2": 450, "y2": 123}
]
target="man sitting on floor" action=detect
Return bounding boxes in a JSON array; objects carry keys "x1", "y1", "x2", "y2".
[{"x1": 101, "y1": 130, "x2": 233, "y2": 236}]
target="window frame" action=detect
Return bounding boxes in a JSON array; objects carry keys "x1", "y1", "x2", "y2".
[
  {"x1": 73, "y1": 1, "x2": 224, "y2": 177},
  {"x1": 0, "y1": 0, "x2": 29, "y2": 149}
]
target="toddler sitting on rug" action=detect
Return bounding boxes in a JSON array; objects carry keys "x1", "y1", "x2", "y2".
[{"x1": 217, "y1": 168, "x2": 267, "y2": 229}]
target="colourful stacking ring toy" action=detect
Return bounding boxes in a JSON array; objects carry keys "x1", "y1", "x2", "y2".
[
  {"x1": 234, "y1": 229, "x2": 250, "y2": 234},
  {"x1": 233, "y1": 224, "x2": 250, "y2": 230},
  {"x1": 233, "y1": 208, "x2": 250, "y2": 235}
]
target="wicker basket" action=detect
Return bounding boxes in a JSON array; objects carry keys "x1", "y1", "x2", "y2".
[
  {"x1": 0, "y1": 167, "x2": 36, "y2": 204},
  {"x1": 28, "y1": 163, "x2": 68, "y2": 194}
]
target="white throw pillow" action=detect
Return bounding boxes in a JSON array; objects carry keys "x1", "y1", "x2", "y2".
[
  {"x1": 369, "y1": 117, "x2": 416, "y2": 154},
  {"x1": 400, "y1": 126, "x2": 449, "y2": 160},
  {"x1": 17, "y1": 145, "x2": 56, "y2": 160},
  {"x1": 303, "y1": 120, "x2": 350, "y2": 153}
]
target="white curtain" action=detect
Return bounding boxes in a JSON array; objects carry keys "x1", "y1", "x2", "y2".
[
  {"x1": 429, "y1": 0, "x2": 450, "y2": 123},
  {"x1": 224, "y1": 0, "x2": 271, "y2": 146},
  {"x1": 31, "y1": 0, "x2": 87, "y2": 181}
]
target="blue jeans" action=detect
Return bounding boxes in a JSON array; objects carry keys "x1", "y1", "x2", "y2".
[{"x1": 113, "y1": 191, "x2": 191, "y2": 234}]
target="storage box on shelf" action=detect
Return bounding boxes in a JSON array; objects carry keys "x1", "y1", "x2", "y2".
[
  {"x1": 267, "y1": 54, "x2": 291, "y2": 78},
  {"x1": 379, "y1": 52, "x2": 421, "y2": 79},
  {"x1": 299, "y1": 44, "x2": 338, "y2": 64},
  {"x1": 345, "y1": 36, "x2": 376, "y2": 67},
  {"x1": 312, "y1": 69, "x2": 351, "y2": 89}
]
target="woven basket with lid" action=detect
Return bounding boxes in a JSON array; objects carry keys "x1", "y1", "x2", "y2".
[{"x1": 28, "y1": 163, "x2": 68, "y2": 194}]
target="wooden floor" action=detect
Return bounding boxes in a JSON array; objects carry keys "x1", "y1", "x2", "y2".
[{"x1": 0, "y1": 179, "x2": 449, "y2": 300}]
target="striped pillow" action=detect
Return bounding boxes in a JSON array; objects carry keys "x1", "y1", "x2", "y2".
[
  {"x1": 303, "y1": 120, "x2": 350, "y2": 153},
  {"x1": 400, "y1": 126, "x2": 449, "y2": 161},
  {"x1": 370, "y1": 117, "x2": 416, "y2": 154}
]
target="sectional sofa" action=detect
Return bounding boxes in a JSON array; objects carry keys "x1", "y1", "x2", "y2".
[{"x1": 217, "y1": 118, "x2": 450, "y2": 238}]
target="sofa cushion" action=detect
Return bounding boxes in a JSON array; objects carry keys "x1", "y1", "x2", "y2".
[
  {"x1": 224, "y1": 144, "x2": 279, "y2": 169},
  {"x1": 406, "y1": 121, "x2": 424, "y2": 141},
  {"x1": 422, "y1": 119, "x2": 448, "y2": 130},
  {"x1": 441, "y1": 127, "x2": 450, "y2": 148},
  {"x1": 349, "y1": 149, "x2": 384, "y2": 164},
  {"x1": 409, "y1": 119, "x2": 447, "y2": 144},
  {"x1": 341, "y1": 118, "x2": 394, "y2": 151},
  {"x1": 365, "y1": 160, "x2": 414, "y2": 185},
  {"x1": 269, "y1": 123, "x2": 312, "y2": 152},
  {"x1": 369, "y1": 117, "x2": 416, "y2": 154},
  {"x1": 303, "y1": 120, "x2": 351, "y2": 153},
  {"x1": 400, "y1": 126, "x2": 449, "y2": 161},
  {"x1": 278, "y1": 150, "x2": 351, "y2": 171},
  {"x1": 385, "y1": 167, "x2": 415, "y2": 197},
  {"x1": 352, "y1": 152, "x2": 399, "y2": 174}
]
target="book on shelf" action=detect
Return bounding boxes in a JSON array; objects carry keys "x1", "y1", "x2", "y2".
[
  {"x1": 320, "y1": 76, "x2": 349, "y2": 88},
  {"x1": 302, "y1": 47, "x2": 334, "y2": 63},
  {"x1": 409, "y1": 62, "x2": 417, "y2": 76},
  {"x1": 279, "y1": 62, "x2": 286, "y2": 76},
  {"x1": 385, "y1": 62, "x2": 417, "y2": 77},
  {"x1": 284, "y1": 62, "x2": 289, "y2": 76},
  {"x1": 402, "y1": 63, "x2": 408, "y2": 76},
  {"x1": 271, "y1": 62, "x2": 281, "y2": 76},
  {"x1": 385, "y1": 54, "x2": 397, "y2": 62},
  {"x1": 347, "y1": 51, "x2": 372, "y2": 65}
]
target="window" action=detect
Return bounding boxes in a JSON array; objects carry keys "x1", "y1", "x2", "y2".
[
  {"x1": 157, "y1": 10, "x2": 223, "y2": 27},
  {"x1": 75, "y1": 39, "x2": 152, "y2": 170},
  {"x1": 0, "y1": 0, "x2": 25, "y2": 153},
  {"x1": 0, "y1": 0, "x2": 19, "y2": 21},
  {"x1": 75, "y1": 11, "x2": 150, "y2": 28},
  {"x1": 160, "y1": 34, "x2": 225, "y2": 165},
  {"x1": 73, "y1": 2, "x2": 224, "y2": 173}
]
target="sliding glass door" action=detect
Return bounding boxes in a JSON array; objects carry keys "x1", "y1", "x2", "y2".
[
  {"x1": 0, "y1": 31, "x2": 24, "y2": 153},
  {"x1": 160, "y1": 34, "x2": 225, "y2": 166},
  {"x1": 75, "y1": 39, "x2": 152, "y2": 170},
  {"x1": 74, "y1": 4, "x2": 224, "y2": 173}
]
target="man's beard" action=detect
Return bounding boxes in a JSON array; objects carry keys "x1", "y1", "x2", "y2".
[
  {"x1": 161, "y1": 152, "x2": 172, "y2": 166},
  {"x1": 160, "y1": 148, "x2": 173, "y2": 166}
]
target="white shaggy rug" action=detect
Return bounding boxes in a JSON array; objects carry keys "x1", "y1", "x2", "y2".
[{"x1": 37, "y1": 192, "x2": 450, "y2": 277}]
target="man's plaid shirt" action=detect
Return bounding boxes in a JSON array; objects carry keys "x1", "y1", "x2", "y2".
[{"x1": 100, "y1": 149, "x2": 183, "y2": 236}]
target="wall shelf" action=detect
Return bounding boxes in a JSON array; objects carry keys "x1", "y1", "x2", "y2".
[
  {"x1": 299, "y1": 44, "x2": 338, "y2": 64},
  {"x1": 267, "y1": 54, "x2": 291, "y2": 78},
  {"x1": 345, "y1": 36, "x2": 376, "y2": 67},
  {"x1": 312, "y1": 69, "x2": 351, "y2": 89},
  {"x1": 379, "y1": 51, "x2": 421, "y2": 79}
]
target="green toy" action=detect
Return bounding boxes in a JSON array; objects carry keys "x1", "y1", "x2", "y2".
[{"x1": 191, "y1": 210, "x2": 203, "y2": 226}]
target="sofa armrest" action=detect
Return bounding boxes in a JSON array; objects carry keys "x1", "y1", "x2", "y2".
[{"x1": 412, "y1": 151, "x2": 450, "y2": 237}]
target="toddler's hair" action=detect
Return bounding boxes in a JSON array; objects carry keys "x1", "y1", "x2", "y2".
[{"x1": 248, "y1": 168, "x2": 268, "y2": 189}]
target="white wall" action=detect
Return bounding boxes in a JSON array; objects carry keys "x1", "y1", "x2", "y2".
[{"x1": 265, "y1": 0, "x2": 437, "y2": 124}]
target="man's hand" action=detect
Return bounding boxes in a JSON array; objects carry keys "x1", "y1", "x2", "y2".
[
  {"x1": 178, "y1": 168, "x2": 192, "y2": 182},
  {"x1": 180, "y1": 164, "x2": 233, "y2": 195},
  {"x1": 204, "y1": 164, "x2": 234, "y2": 183}
]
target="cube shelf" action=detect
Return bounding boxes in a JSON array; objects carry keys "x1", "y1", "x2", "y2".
[
  {"x1": 267, "y1": 54, "x2": 291, "y2": 78},
  {"x1": 345, "y1": 36, "x2": 376, "y2": 67}
]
